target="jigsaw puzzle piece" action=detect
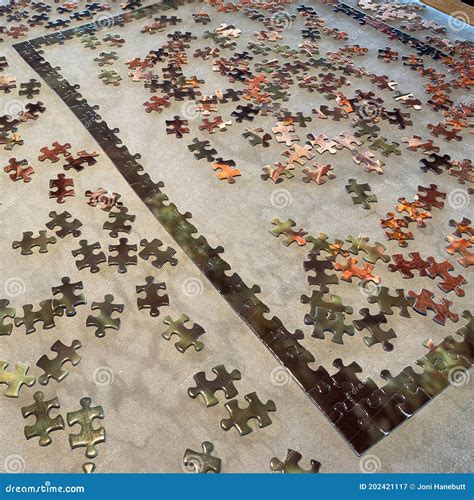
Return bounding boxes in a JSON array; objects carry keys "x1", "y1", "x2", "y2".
[
  {"x1": 22, "y1": 391, "x2": 65, "y2": 446},
  {"x1": 183, "y1": 441, "x2": 221, "y2": 473},
  {"x1": 67, "y1": 397, "x2": 106, "y2": 459},
  {"x1": 221, "y1": 392, "x2": 276, "y2": 436},
  {"x1": 0, "y1": 361, "x2": 35, "y2": 397},
  {"x1": 270, "y1": 449, "x2": 320, "y2": 473},
  {"x1": 36, "y1": 340, "x2": 82, "y2": 385},
  {"x1": 188, "y1": 365, "x2": 241, "y2": 407},
  {"x1": 162, "y1": 314, "x2": 205, "y2": 353}
]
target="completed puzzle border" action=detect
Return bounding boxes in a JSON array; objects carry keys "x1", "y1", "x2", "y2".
[{"x1": 13, "y1": 0, "x2": 470, "y2": 455}]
